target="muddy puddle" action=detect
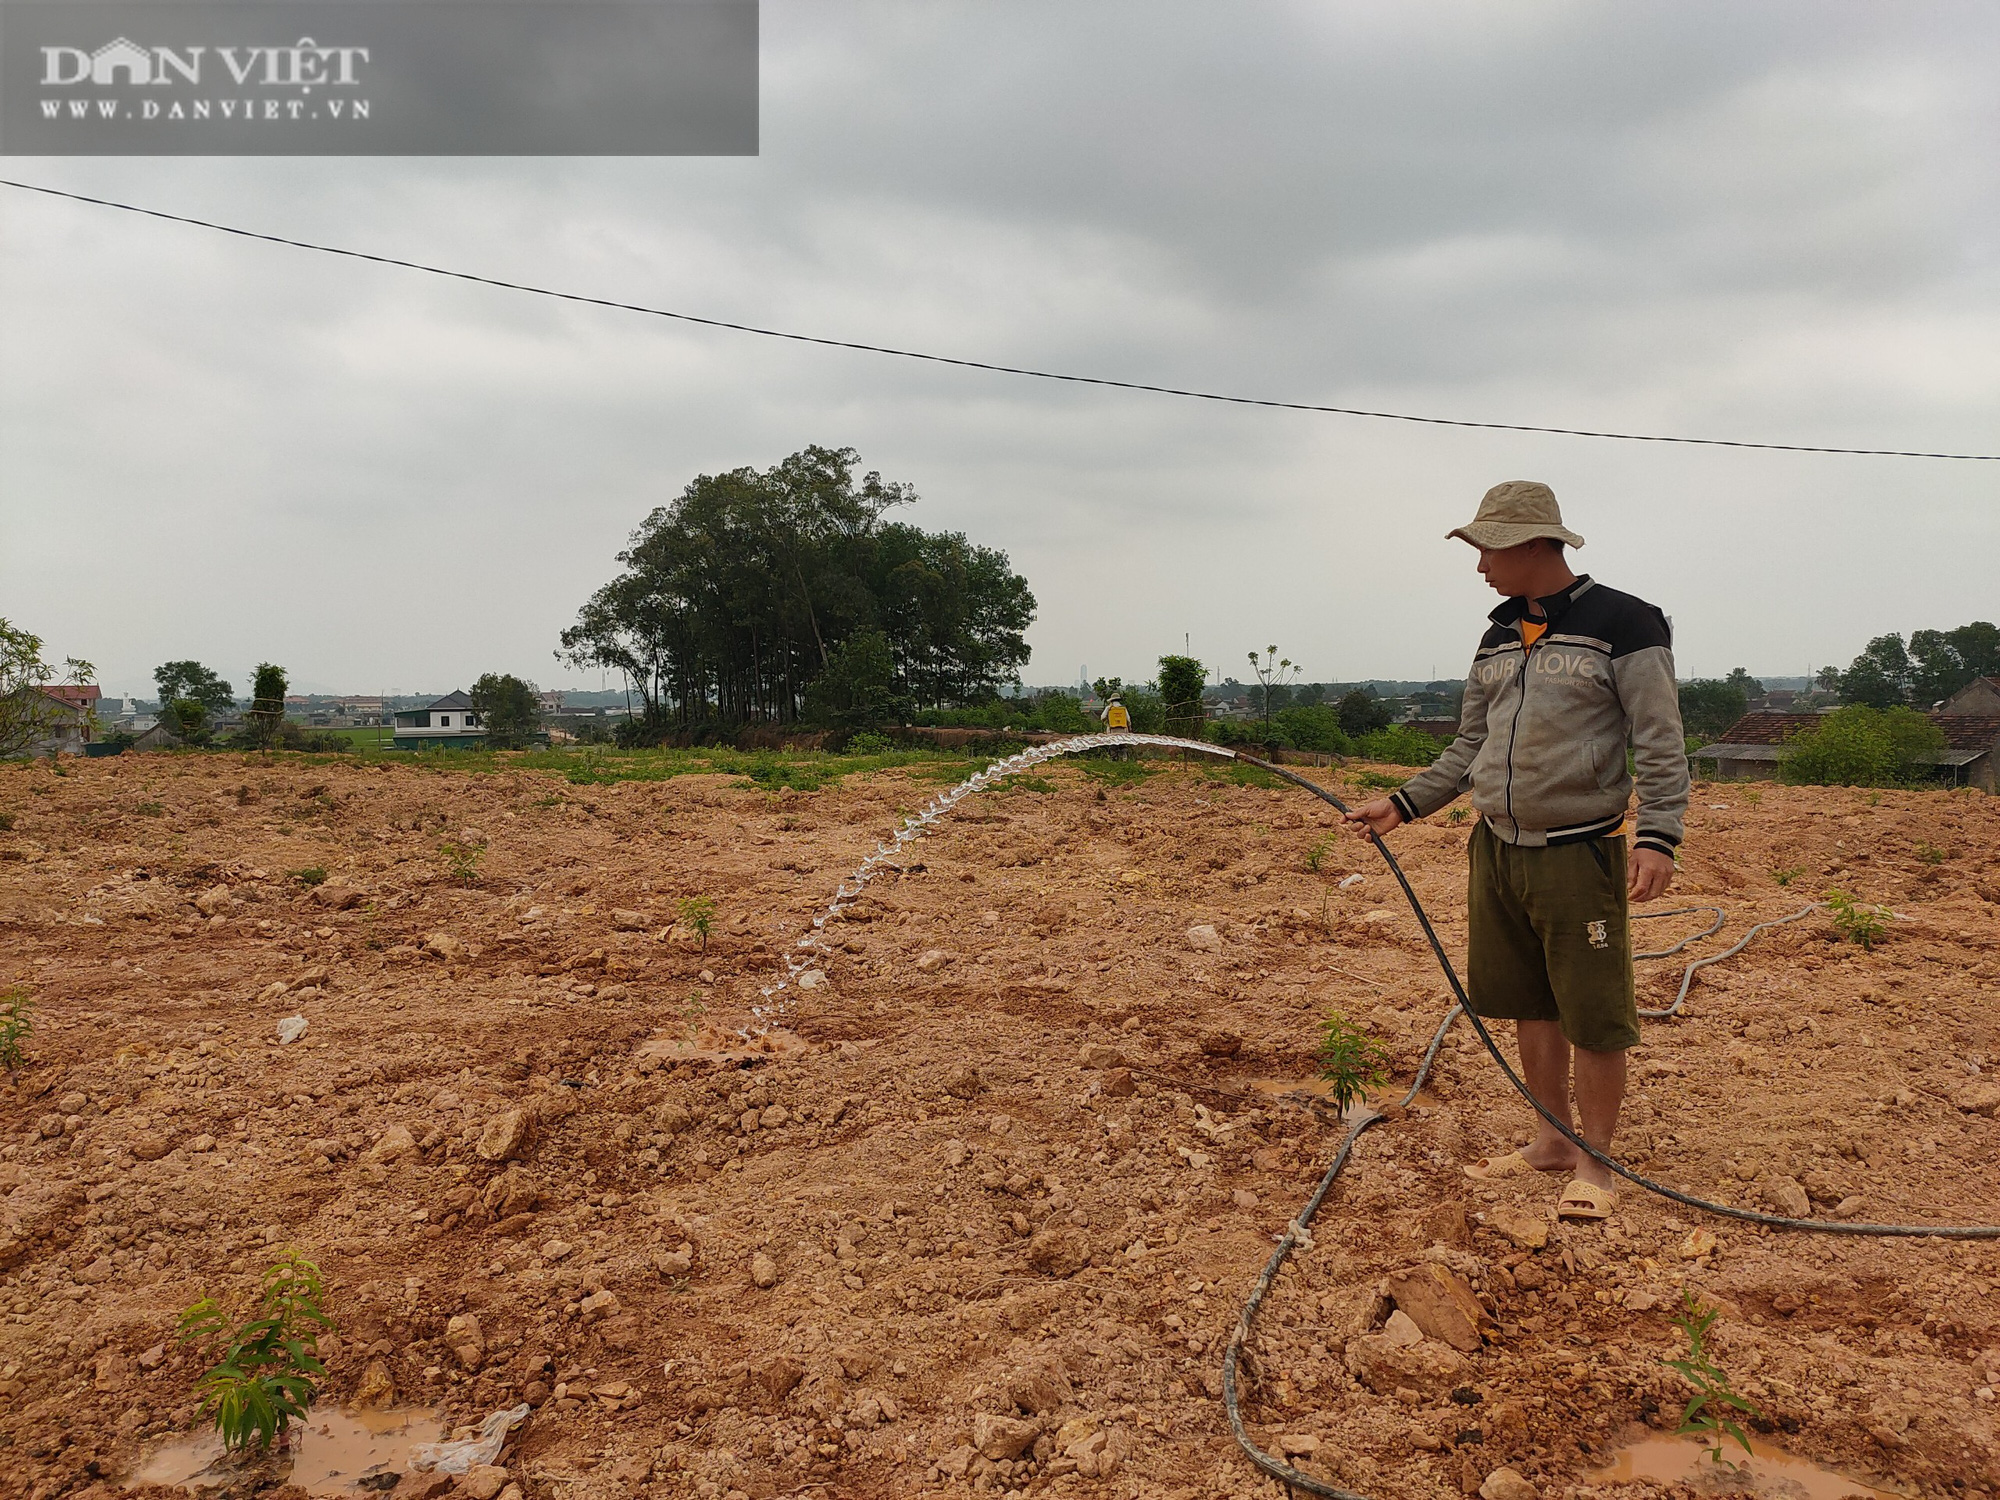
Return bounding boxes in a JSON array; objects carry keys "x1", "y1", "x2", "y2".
[
  {"x1": 127, "y1": 1408, "x2": 437, "y2": 1494},
  {"x1": 632, "y1": 1018, "x2": 811, "y2": 1068},
  {"x1": 1586, "y1": 1434, "x2": 1910, "y2": 1498}
]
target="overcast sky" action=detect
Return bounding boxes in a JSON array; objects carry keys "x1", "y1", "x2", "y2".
[{"x1": 4, "y1": 0, "x2": 1997, "y2": 701}]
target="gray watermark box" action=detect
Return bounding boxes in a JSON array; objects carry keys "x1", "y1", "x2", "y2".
[{"x1": 0, "y1": 0, "x2": 758, "y2": 155}]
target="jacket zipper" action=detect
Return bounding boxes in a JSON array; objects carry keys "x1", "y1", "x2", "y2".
[{"x1": 1503, "y1": 628, "x2": 1539, "y2": 829}]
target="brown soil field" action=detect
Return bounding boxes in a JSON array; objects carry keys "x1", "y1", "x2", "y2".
[{"x1": 1, "y1": 751, "x2": 1997, "y2": 1500}]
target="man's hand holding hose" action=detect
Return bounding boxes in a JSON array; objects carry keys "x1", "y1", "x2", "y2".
[{"x1": 1343, "y1": 797, "x2": 1404, "y2": 842}]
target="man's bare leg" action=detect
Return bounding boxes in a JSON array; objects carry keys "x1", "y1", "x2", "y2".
[
  {"x1": 1569, "y1": 1044, "x2": 1627, "y2": 1191},
  {"x1": 1515, "y1": 1019, "x2": 1582, "y2": 1172}
]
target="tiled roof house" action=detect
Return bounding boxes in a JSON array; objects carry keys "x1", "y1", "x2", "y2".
[{"x1": 1695, "y1": 711, "x2": 2000, "y2": 792}]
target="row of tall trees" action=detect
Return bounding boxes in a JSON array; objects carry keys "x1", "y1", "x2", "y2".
[
  {"x1": 560, "y1": 447, "x2": 1035, "y2": 732},
  {"x1": 1829, "y1": 622, "x2": 1998, "y2": 710}
]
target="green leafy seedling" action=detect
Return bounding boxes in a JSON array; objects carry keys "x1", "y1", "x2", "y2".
[
  {"x1": 1316, "y1": 1010, "x2": 1390, "y2": 1116},
  {"x1": 1446, "y1": 806, "x2": 1469, "y2": 824},
  {"x1": 177, "y1": 1250, "x2": 334, "y2": 1453},
  {"x1": 437, "y1": 839, "x2": 485, "y2": 887},
  {"x1": 136, "y1": 802, "x2": 164, "y2": 818},
  {"x1": 1915, "y1": 841, "x2": 1947, "y2": 866},
  {"x1": 288, "y1": 866, "x2": 327, "y2": 887},
  {"x1": 0, "y1": 986, "x2": 35, "y2": 1072},
  {"x1": 1351, "y1": 769, "x2": 1401, "y2": 791},
  {"x1": 673, "y1": 990, "x2": 709, "y2": 1050},
  {"x1": 1771, "y1": 866, "x2": 1803, "y2": 887},
  {"x1": 1824, "y1": 888, "x2": 1889, "y2": 950},
  {"x1": 1303, "y1": 835, "x2": 1337, "y2": 874},
  {"x1": 678, "y1": 895, "x2": 716, "y2": 951},
  {"x1": 1661, "y1": 1288, "x2": 1759, "y2": 1465}
]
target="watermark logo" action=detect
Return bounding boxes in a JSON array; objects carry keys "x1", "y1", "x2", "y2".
[
  {"x1": 40, "y1": 38, "x2": 370, "y2": 88},
  {"x1": 1, "y1": 2, "x2": 757, "y2": 156},
  {"x1": 30, "y1": 33, "x2": 372, "y2": 127}
]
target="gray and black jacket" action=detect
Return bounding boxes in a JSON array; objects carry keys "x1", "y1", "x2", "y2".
[{"x1": 1390, "y1": 576, "x2": 1688, "y2": 858}]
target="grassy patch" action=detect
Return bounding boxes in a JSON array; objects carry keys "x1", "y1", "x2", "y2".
[
  {"x1": 998, "y1": 773, "x2": 1058, "y2": 794},
  {"x1": 1079, "y1": 758, "x2": 1159, "y2": 787},
  {"x1": 1200, "y1": 762, "x2": 1286, "y2": 789}
]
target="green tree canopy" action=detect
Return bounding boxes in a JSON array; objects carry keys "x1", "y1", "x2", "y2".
[
  {"x1": 561, "y1": 447, "x2": 1033, "y2": 733},
  {"x1": 1723, "y1": 667, "x2": 1764, "y2": 699},
  {"x1": 1678, "y1": 679, "x2": 1748, "y2": 740},
  {"x1": 165, "y1": 699, "x2": 212, "y2": 744},
  {"x1": 1275, "y1": 703, "x2": 1352, "y2": 755},
  {"x1": 1157, "y1": 655, "x2": 1205, "y2": 737},
  {"x1": 1948, "y1": 621, "x2": 2000, "y2": 680},
  {"x1": 1833, "y1": 622, "x2": 1998, "y2": 708},
  {"x1": 803, "y1": 631, "x2": 908, "y2": 730},
  {"x1": 155, "y1": 661, "x2": 235, "y2": 713},
  {"x1": 1837, "y1": 635, "x2": 1912, "y2": 708},
  {"x1": 247, "y1": 663, "x2": 288, "y2": 750},
  {"x1": 1906, "y1": 621, "x2": 2000, "y2": 706},
  {"x1": 1337, "y1": 688, "x2": 1392, "y2": 737},
  {"x1": 1779, "y1": 705, "x2": 1946, "y2": 787},
  {"x1": 469, "y1": 673, "x2": 543, "y2": 748}
]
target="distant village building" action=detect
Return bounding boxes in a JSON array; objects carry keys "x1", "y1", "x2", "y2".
[
  {"x1": 132, "y1": 722, "x2": 183, "y2": 752},
  {"x1": 7, "y1": 685, "x2": 99, "y2": 757},
  {"x1": 391, "y1": 691, "x2": 486, "y2": 750},
  {"x1": 1743, "y1": 689, "x2": 1799, "y2": 712},
  {"x1": 1942, "y1": 676, "x2": 2000, "y2": 717},
  {"x1": 1696, "y1": 711, "x2": 2000, "y2": 793}
]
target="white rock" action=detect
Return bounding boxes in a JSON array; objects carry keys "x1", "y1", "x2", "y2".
[
  {"x1": 1480, "y1": 1467, "x2": 1537, "y2": 1500},
  {"x1": 1381, "y1": 1309, "x2": 1424, "y2": 1347}
]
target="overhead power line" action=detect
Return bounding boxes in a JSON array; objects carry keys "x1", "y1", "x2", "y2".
[{"x1": 4, "y1": 175, "x2": 1996, "y2": 461}]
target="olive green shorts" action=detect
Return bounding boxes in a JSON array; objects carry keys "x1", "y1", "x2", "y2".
[{"x1": 1466, "y1": 820, "x2": 1639, "y2": 1053}]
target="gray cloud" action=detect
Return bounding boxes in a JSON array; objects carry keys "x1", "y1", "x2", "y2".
[{"x1": 3, "y1": 0, "x2": 1996, "y2": 701}]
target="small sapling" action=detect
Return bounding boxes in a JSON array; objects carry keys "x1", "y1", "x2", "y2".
[
  {"x1": 177, "y1": 1250, "x2": 334, "y2": 1453},
  {"x1": 1824, "y1": 888, "x2": 1889, "y2": 950},
  {"x1": 437, "y1": 839, "x2": 485, "y2": 887},
  {"x1": 1661, "y1": 1288, "x2": 1759, "y2": 1465},
  {"x1": 0, "y1": 986, "x2": 34, "y2": 1072},
  {"x1": 1315, "y1": 1010, "x2": 1390, "y2": 1116},
  {"x1": 678, "y1": 895, "x2": 716, "y2": 951}
]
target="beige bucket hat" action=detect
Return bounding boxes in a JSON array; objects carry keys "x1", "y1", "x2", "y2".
[{"x1": 1446, "y1": 480, "x2": 1585, "y2": 550}]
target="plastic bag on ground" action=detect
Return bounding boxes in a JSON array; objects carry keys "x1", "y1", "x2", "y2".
[
  {"x1": 276, "y1": 1015, "x2": 308, "y2": 1044},
  {"x1": 410, "y1": 1403, "x2": 530, "y2": 1474}
]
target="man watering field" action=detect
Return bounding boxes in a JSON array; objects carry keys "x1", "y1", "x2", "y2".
[{"x1": 1344, "y1": 481, "x2": 1688, "y2": 1220}]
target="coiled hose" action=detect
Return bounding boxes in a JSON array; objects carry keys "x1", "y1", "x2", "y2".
[{"x1": 1216, "y1": 750, "x2": 2000, "y2": 1500}]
